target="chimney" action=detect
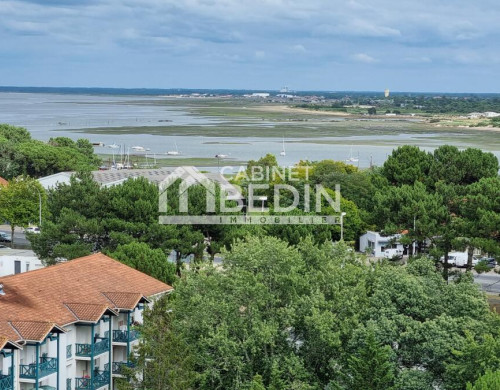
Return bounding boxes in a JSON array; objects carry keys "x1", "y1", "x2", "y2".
[{"x1": 0, "y1": 283, "x2": 5, "y2": 296}]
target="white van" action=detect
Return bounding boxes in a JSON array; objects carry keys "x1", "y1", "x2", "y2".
[{"x1": 441, "y1": 252, "x2": 468, "y2": 267}]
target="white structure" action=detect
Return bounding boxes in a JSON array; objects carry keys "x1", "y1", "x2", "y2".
[
  {"x1": 0, "y1": 253, "x2": 172, "y2": 390},
  {"x1": 0, "y1": 249, "x2": 43, "y2": 277},
  {"x1": 38, "y1": 172, "x2": 73, "y2": 190},
  {"x1": 359, "y1": 231, "x2": 404, "y2": 257}
]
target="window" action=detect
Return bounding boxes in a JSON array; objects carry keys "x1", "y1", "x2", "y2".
[
  {"x1": 14, "y1": 260, "x2": 21, "y2": 274},
  {"x1": 66, "y1": 378, "x2": 71, "y2": 390}
]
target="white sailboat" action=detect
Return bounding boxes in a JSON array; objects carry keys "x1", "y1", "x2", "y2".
[
  {"x1": 166, "y1": 140, "x2": 181, "y2": 156},
  {"x1": 280, "y1": 136, "x2": 286, "y2": 156},
  {"x1": 107, "y1": 143, "x2": 120, "y2": 149},
  {"x1": 345, "y1": 147, "x2": 359, "y2": 163},
  {"x1": 131, "y1": 146, "x2": 146, "y2": 152}
]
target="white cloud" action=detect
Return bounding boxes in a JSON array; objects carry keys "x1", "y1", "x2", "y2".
[{"x1": 352, "y1": 53, "x2": 378, "y2": 63}]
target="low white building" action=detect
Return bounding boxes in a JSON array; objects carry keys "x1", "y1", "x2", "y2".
[
  {"x1": 359, "y1": 231, "x2": 404, "y2": 257},
  {"x1": 0, "y1": 249, "x2": 43, "y2": 277},
  {"x1": 38, "y1": 172, "x2": 73, "y2": 190}
]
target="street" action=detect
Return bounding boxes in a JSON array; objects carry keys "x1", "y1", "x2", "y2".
[
  {"x1": 0, "y1": 226, "x2": 30, "y2": 247},
  {"x1": 473, "y1": 272, "x2": 500, "y2": 294}
]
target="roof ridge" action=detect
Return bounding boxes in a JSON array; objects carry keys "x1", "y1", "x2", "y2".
[{"x1": 0, "y1": 253, "x2": 106, "y2": 281}]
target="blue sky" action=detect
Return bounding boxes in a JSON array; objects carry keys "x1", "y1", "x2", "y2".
[{"x1": 1, "y1": 0, "x2": 499, "y2": 92}]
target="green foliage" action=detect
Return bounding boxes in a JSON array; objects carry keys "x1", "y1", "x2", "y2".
[
  {"x1": 0, "y1": 124, "x2": 100, "y2": 178},
  {"x1": 334, "y1": 330, "x2": 395, "y2": 390},
  {"x1": 0, "y1": 176, "x2": 46, "y2": 247},
  {"x1": 382, "y1": 146, "x2": 432, "y2": 186},
  {"x1": 109, "y1": 242, "x2": 176, "y2": 285},
  {"x1": 124, "y1": 239, "x2": 499, "y2": 390},
  {"x1": 466, "y1": 370, "x2": 500, "y2": 390}
]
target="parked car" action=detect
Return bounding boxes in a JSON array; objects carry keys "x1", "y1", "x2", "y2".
[
  {"x1": 475, "y1": 257, "x2": 497, "y2": 269},
  {"x1": 383, "y1": 248, "x2": 403, "y2": 259},
  {"x1": 0, "y1": 232, "x2": 11, "y2": 242},
  {"x1": 24, "y1": 226, "x2": 41, "y2": 234}
]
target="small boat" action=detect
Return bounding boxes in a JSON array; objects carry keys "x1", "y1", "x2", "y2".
[
  {"x1": 215, "y1": 154, "x2": 229, "y2": 159},
  {"x1": 345, "y1": 147, "x2": 359, "y2": 163},
  {"x1": 280, "y1": 136, "x2": 286, "y2": 156},
  {"x1": 131, "y1": 146, "x2": 148, "y2": 152},
  {"x1": 166, "y1": 141, "x2": 181, "y2": 156},
  {"x1": 92, "y1": 142, "x2": 104, "y2": 147},
  {"x1": 107, "y1": 143, "x2": 120, "y2": 149}
]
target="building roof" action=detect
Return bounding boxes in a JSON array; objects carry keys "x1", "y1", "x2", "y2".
[
  {"x1": 0, "y1": 335, "x2": 21, "y2": 351},
  {"x1": 0, "y1": 253, "x2": 172, "y2": 343},
  {"x1": 101, "y1": 292, "x2": 148, "y2": 310},
  {"x1": 9, "y1": 321, "x2": 65, "y2": 343},
  {"x1": 0, "y1": 177, "x2": 8, "y2": 187}
]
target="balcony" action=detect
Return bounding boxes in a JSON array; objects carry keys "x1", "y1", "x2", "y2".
[
  {"x1": 0, "y1": 374, "x2": 13, "y2": 390},
  {"x1": 75, "y1": 338, "x2": 109, "y2": 358},
  {"x1": 112, "y1": 330, "x2": 139, "y2": 343},
  {"x1": 105, "y1": 361, "x2": 134, "y2": 375},
  {"x1": 19, "y1": 357, "x2": 58, "y2": 379},
  {"x1": 66, "y1": 344, "x2": 72, "y2": 359},
  {"x1": 75, "y1": 370, "x2": 109, "y2": 390}
]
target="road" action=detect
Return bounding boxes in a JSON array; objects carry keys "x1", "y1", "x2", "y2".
[
  {"x1": 473, "y1": 272, "x2": 500, "y2": 294},
  {"x1": 0, "y1": 228, "x2": 30, "y2": 247}
]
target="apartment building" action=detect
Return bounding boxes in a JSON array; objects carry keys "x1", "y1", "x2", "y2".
[{"x1": 0, "y1": 253, "x2": 173, "y2": 390}]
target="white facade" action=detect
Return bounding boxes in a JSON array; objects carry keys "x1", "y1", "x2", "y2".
[
  {"x1": 359, "y1": 231, "x2": 404, "y2": 257},
  {"x1": 1, "y1": 304, "x2": 146, "y2": 390},
  {"x1": 0, "y1": 250, "x2": 43, "y2": 277}
]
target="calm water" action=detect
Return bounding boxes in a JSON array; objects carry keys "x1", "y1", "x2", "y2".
[{"x1": 0, "y1": 92, "x2": 498, "y2": 169}]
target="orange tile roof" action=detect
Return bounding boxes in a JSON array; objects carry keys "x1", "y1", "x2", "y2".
[
  {"x1": 0, "y1": 253, "x2": 172, "y2": 342},
  {"x1": 9, "y1": 321, "x2": 63, "y2": 343},
  {"x1": 0, "y1": 335, "x2": 21, "y2": 350},
  {"x1": 65, "y1": 303, "x2": 118, "y2": 322},
  {"x1": 102, "y1": 292, "x2": 145, "y2": 310},
  {"x1": 0, "y1": 177, "x2": 7, "y2": 187}
]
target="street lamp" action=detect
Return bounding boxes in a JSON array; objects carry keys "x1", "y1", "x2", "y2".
[
  {"x1": 34, "y1": 187, "x2": 42, "y2": 227},
  {"x1": 340, "y1": 212, "x2": 347, "y2": 241}
]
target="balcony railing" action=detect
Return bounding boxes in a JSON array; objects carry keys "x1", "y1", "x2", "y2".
[
  {"x1": 19, "y1": 357, "x2": 58, "y2": 379},
  {"x1": 75, "y1": 338, "x2": 109, "y2": 358},
  {"x1": 67, "y1": 344, "x2": 72, "y2": 359},
  {"x1": 75, "y1": 370, "x2": 109, "y2": 390},
  {"x1": 0, "y1": 375, "x2": 13, "y2": 390},
  {"x1": 112, "y1": 330, "x2": 140, "y2": 343},
  {"x1": 105, "y1": 361, "x2": 134, "y2": 375}
]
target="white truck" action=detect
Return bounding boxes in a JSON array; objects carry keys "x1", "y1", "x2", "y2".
[{"x1": 441, "y1": 252, "x2": 468, "y2": 267}]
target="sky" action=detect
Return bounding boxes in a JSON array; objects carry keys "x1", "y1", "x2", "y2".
[{"x1": 1, "y1": 0, "x2": 500, "y2": 92}]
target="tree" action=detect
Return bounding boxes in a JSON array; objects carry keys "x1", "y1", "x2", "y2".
[
  {"x1": 0, "y1": 176, "x2": 45, "y2": 248},
  {"x1": 0, "y1": 125, "x2": 100, "y2": 179},
  {"x1": 109, "y1": 242, "x2": 176, "y2": 285},
  {"x1": 382, "y1": 146, "x2": 432, "y2": 186},
  {"x1": 466, "y1": 371, "x2": 500, "y2": 390},
  {"x1": 333, "y1": 330, "x2": 395, "y2": 390}
]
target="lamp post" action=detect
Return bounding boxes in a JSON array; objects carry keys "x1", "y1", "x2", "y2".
[
  {"x1": 35, "y1": 187, "x2": 42, "y2": 227},
  {"x1": 340, "y1": 212, "x2": 347, "y2": 241}
]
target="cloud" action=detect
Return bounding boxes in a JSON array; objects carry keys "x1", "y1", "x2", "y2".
[
  {"x1": 352, "y1": 53, "x2": 378, "y2": 63},
  {"x1": 1, "y1": 0, "x2": 500, "y2": 91},
  {"x1": 291, "y1": 44, "x2": 306, "y2": 53}
]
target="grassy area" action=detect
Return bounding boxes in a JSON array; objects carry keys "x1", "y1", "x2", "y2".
[{"x1": 65, "y1": 98, "x2": 500, "y2": 150}]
